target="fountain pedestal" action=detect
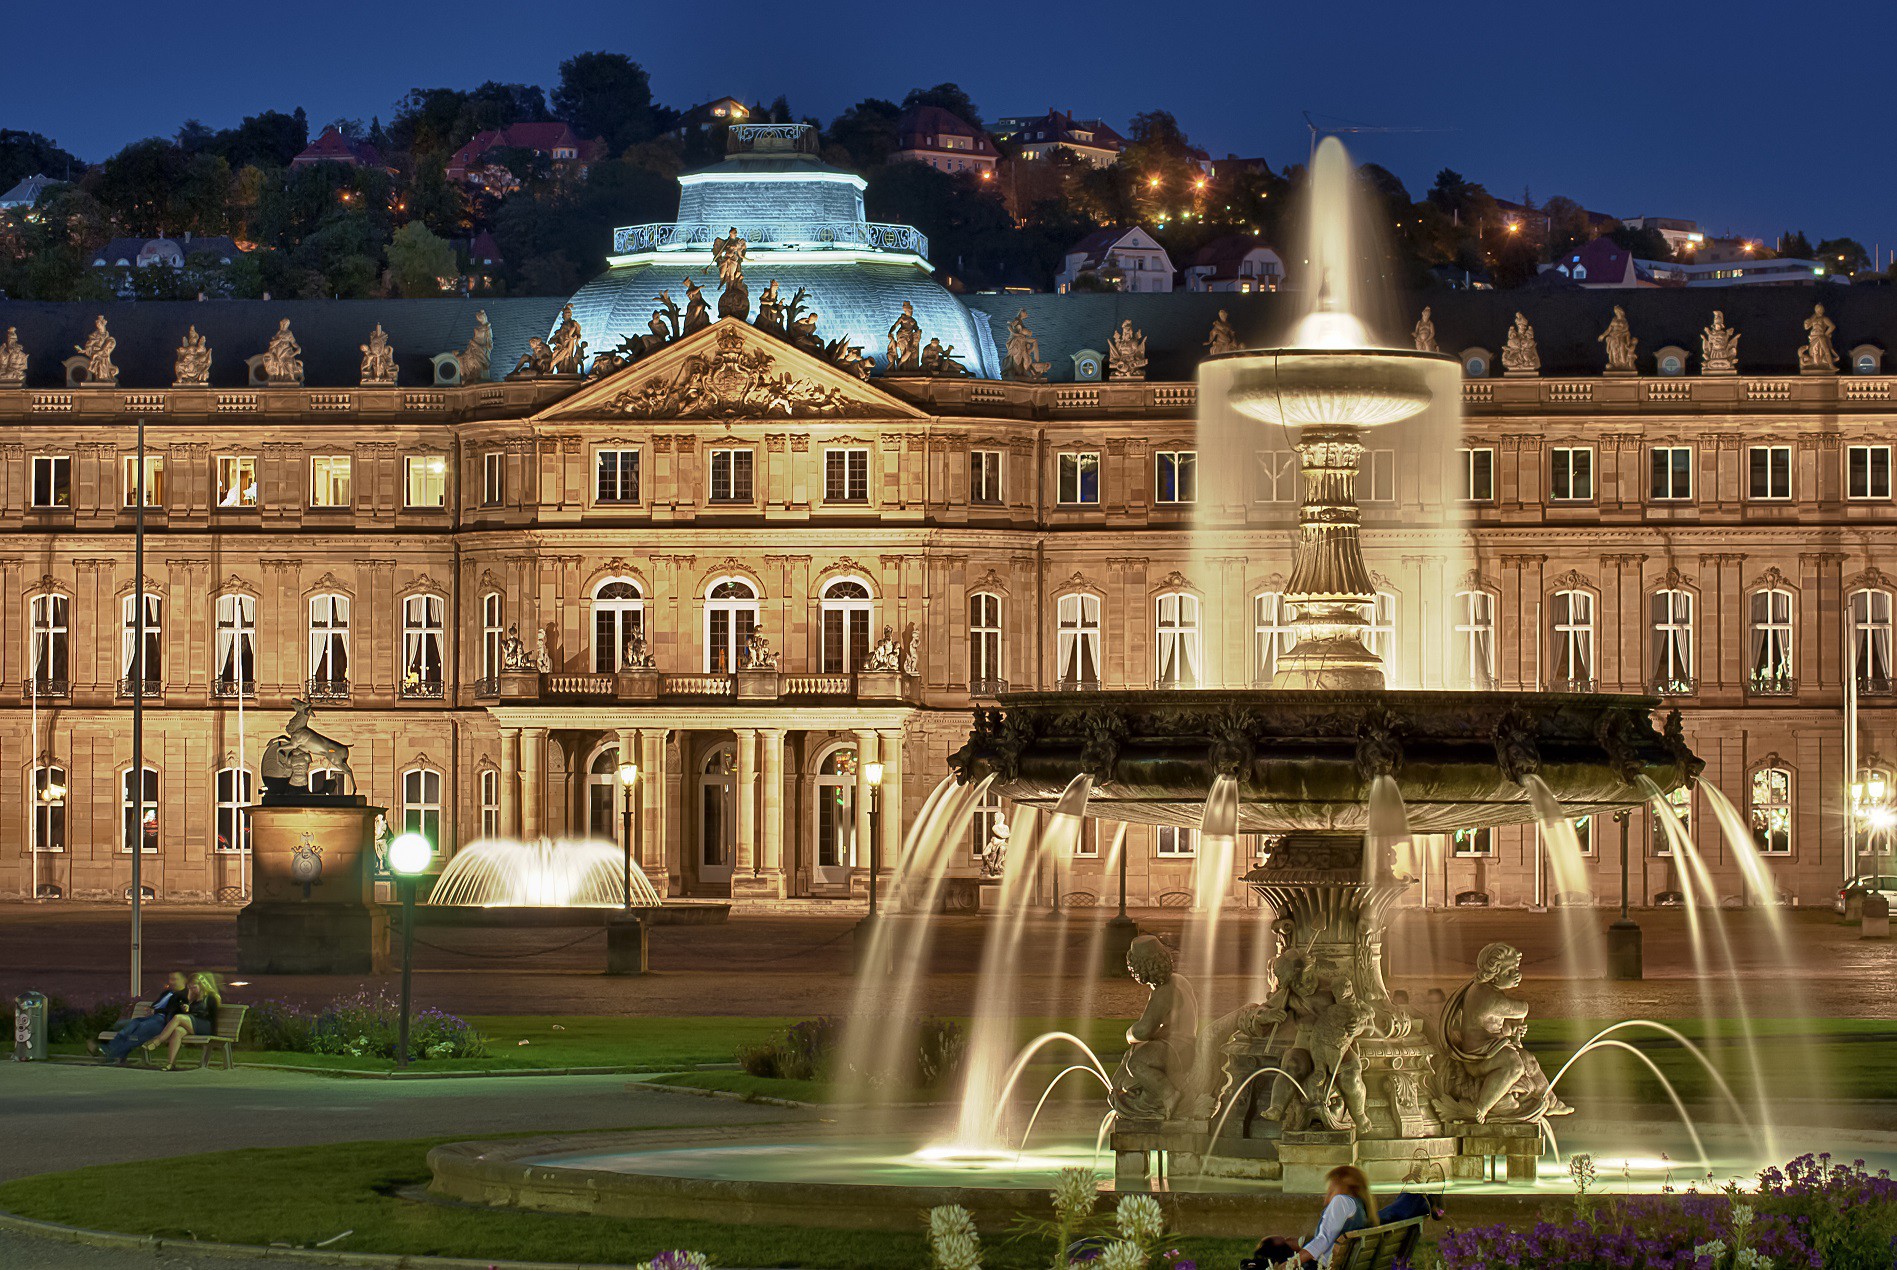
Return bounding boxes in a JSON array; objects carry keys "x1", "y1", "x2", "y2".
[
  {"x1": 236, "y1": 799, "x2": 388, "y2": 975},
  {"x1": 1608, "y1": 918, "x2": 1644, "y2": 978},
  {"x1": 605, "y1": 911, "x2": 649, "y2": 974},
  {"x1": 1448, "y1": 1120, "x2": 1542, "y2": 1182}
]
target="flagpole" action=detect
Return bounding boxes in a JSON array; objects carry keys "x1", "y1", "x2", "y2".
[{"x1": 130, "y1": 416, "x2": 145, "y2": 996}]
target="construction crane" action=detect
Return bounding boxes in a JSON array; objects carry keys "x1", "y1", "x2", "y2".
[{"x1": 1302, "y1": 111, "x2": 1446, "y2": 165}]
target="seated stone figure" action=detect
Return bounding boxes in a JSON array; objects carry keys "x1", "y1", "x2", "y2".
[
  {"x1": 1432, "y1": 942, "x2": 1572, "y2": 1124},
  {"x1": 1108, "y1": 936, "x2": 1199, "y2": 1121}
]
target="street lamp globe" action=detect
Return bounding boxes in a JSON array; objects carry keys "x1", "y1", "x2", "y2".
[
  {"x1": 389, "y1": 832, "x2": 432, "y2": 876},
  {"x1": 865, "y1": 761, "x2": 885, "y2": 788},
  {"x1": 618, "y1": 761, "x2": 639, "y2": 787}
]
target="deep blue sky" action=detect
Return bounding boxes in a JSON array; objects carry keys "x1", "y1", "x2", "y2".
[{"x1": 4, "y1": 0, "x2": 1885, "y2": 249}]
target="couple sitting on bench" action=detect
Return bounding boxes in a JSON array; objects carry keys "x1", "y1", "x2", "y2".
[
  {"x1": 1243, "y1": 1165, "x2": 1443, "y2": 1268},
  {"x1": 91, "y1": 971, "x2": 222, "y2": 1070}
]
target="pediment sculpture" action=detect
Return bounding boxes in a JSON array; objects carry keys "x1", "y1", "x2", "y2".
[{"x1": 598, "y1": 325, "x2": 880, "y2": 420}]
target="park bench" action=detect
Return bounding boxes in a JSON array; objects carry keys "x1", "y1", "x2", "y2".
[
  {"x1": 1329, "y1": 1216, "x2": 1425, "y2": 1269},
  {"x1": 177, "y1": 1004, "x2": 248, "y2": 1070},
  {"x1": 96, "y1": 1000, "x2": 155, "y2": 1064}
]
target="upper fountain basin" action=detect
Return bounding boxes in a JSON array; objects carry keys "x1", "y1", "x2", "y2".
[
  {"x1": 948, "y1": 689, "x2": 1699, "y2": 835},
  {"x1": 1217, "y1": 347, "x2": 1455, "y2": 430}
]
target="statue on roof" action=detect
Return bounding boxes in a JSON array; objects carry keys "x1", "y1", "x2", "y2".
[
  {"x1": 507, "y1": 336, "x2": 554, "y2": 379},
  {"x1": 886, "y1": 301, "x2": 922, "y2": 372},
  {"x1": 76, "y1": 315, "x2": 118, "y2": 386},
  {"x1": 682, "y1": 278, "x2": 711, "y2": 334},
  {"x1": 712, "y1": 228, "x2": 749, "y2": 320},
  {"x1": 263, "y1": 318, "x2": 303, "y2": 385},
  {"x1": 1004, "y1": 310, "x2": 1050, "y2": 381},
  {"x1": 754, "y1": 279, "x2": 786, "y2": 334},
  {"x1": 1799, "y1": 303, "x2": 1838, "y2": 374},
  {"x1": 1205, "y1": 309, "x2": 1241, "y2": 359},
  {"x1": 173, "y1": 326, "x2": 212, "y2": 387},
  {"x1": 0, "y1": 327, "x2": 26, "y2": 387},
  {"x1": 548, "y1": 305, "x2": 586, "y2": 375},
  {"x1": 1500, "y1": 312, "x2": 1539, "y2": 376},
  {"x1": 359, "y1": 324, "x2": 398, "y2": 386},
  {"x1": 789, "y1": 308, "x2": 824, "y2": 356},
  {"x1": 920, "y1": 336, "x2": 967, "y2": 377},
  {"x1": 1700, "y1": 311, "x2": 1740, "y2": 375},
  {"x1": 827, "y1": 336, "x2": 872, "y2": 380},
  {"x1": 642, "y1": 291, "x2": 681, "y2": 355},
  {"x1": 456, "y1": 310, "x2": 493, "y2": 383},
  {"x1": 1412, "y1": 307, "x2": 1438, "y2": 354},
  {"x1": 1107, "y1": 319, "x2": 1148, "y2": 380},
  {"x1": 1599, "y1": 305, "x2": 1637, "y2": 375}
]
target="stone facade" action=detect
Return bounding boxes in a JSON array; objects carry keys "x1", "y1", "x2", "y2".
[{"x1": 0, "y1": 322, "x2": 1892, "y2": 911}]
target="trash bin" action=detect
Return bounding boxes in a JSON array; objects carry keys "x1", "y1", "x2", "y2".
[
  {"x1": 1863, "y1": 894, "x2": 1891, "y2": 939},
  {"x1": 13, "y1": 991, "x2": 47, "y2": 1062}
]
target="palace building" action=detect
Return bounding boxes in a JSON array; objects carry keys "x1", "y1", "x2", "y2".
[{"x1": 0, "y1": 124, "x2": 1893, "y2": 912}]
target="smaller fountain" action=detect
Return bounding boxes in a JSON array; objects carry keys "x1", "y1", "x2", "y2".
[{"x1": 429, "y1": 837, "x2": 662, "y2": 908}]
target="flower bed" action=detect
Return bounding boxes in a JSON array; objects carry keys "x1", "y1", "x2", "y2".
[{"x1": 247, "y1": 988, "x2": 487, "y2": 1061}]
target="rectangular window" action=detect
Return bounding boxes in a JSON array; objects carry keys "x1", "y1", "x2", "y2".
[
  {"x1": 1057, "y1": 451, "x2": 1100, "y2": 505},
  {"x1": 308, "y1": 594, "x2": 351, "y2": 691},
  {"x1": 1552, "y1": 589, "x2": 1595, "y2": 690},
  {"x1": 1056, "y1": 592, "x2": 1102, "y2": 688},
  {"x1": 482, "y1": 452, "x2": 504, "y2": 506},
  {"x1": 402, "y1": 768, "x2": 443, "y2": 848},
  {"x1": 1255, "y1": 451, "x2": 1297, "y2": 503},
  {"x1": 971, "y1": 792, "x2": 1004, "y2": 860},
  {"x1": 215, "y1": 768, "x2": 253, "y2": 854},
  {"x1": 595, "y1": 449, "x2": 640, "y2": 503},
  {"x1": 310, "y1": 455, "x2": 352, "y2": 508},
  {"x1": 480, "y1": 769, "x2": 501, "y2": 839},
  {"x1": 1451, "y1": 827, "x2": 1494, "y2": 858},
  {"x1": 1849, "y1": 445, "x2": 1893, "y2": 500},
  {"x1": 1571, "y1": 815, "x2": 1594, "y2": 856},
  {"x1": 1155, "y1": 825, "x2": 1197, "y2": 857},
  {"x1": 481, "y1": 592, "x2": 503, "y2": 681},
  {"x1": 1653, "y1": 786, "x2": 1690, "y2": 856},
  {"x1": 122, "y1": 454, "x2": 166, "y2": 507},
  {"x1": 32, "y1": 765, "x2": 67, "y2": 853},
  {"x1": 1254, "y1": 592, "x2": 1292, "y2": 683},
  {"x1": 215, "y1": 594, "x2": 256, "y2": 695},
  {"x1": 1749, "y1": 767, "x2": 1792, "y2": 855},
  {"x1": 970, "y1": 592, "x2": 1003, "y2": 692},
  {"x1": 1460, "y1": 447, "x2": 1495, "y2": 502},
  {"x1": 401, "y1": 594, "x2": 445, "y2": 694},
  {"x1": 824, "y1": 448, "x2": 870, "y2": 503},
  {"x1": 1650, "y1": 589, "x2": 1695, "y2": 693},
  {"x1": 1454, "y1": 590, "x2": 1496, "y2": 689},
  {"x1": 405, "y1": 454, "x2": 447, "y2": 508},
  {"x1": 1748, "y1": 446, "x2": 1792, "y2": 500},
  {"x1": 122, "y1": 768, "x2": 159, "y2": 854},
  {"x1": 1154, "y1": 450, "x2": 1198, "y2": 504},
  {"x1": 708, "y1": 448, "x2": 754, "y2": 502},
  {"x1": 1363, "y1": 449, "x2": 1396, "y2": 503},
  {"x1": 120, "y1": 594, "x2": 163, "y2": 689},
  {"x1": 31, "y1": 456, "x2": 71, "y2": 509},
  {"x1": 1650, "y1": 446, "x2": 1693, "y2": 500},
  {"x1": 1550, "y1": 447, "x2": 1594, "y2": 501},
  {"x1": 970, "y1": 450, "x2": 1003, "y2": 504},
  {"x1": 216, "y1": 455, "x2": 257, "y2": 508},
  {"x1": 29, "y1": 594, "x2": 69, "y2": 692}
]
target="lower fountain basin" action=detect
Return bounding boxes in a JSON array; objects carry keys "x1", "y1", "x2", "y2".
[{"x1": 948, "y1": 689, "x2": 1697, "y2": 834}]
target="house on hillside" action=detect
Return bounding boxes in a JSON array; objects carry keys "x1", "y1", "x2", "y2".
[
  {"x1": 1540, "y1": 237, "x2": 1655, "y2": 289},
  {"x1": 672, "y1": 97, "x2": 753, "y2": 139},
  {"x1": 1184, "y1": 234, "x2": 1284, "y2": 293},
  {"x1": 1055, "y1": 226, "x2": 1174, "y2": 293},
  {"x1": 0, "y1": 174, "x2": 64, "y2": 211},
  {"x1": 90, "y1": 234, "x2": 245, "y2": 297},
  {"x1": 446, "y1": 123, "x2": 605, "y2": 191},
  {"x1": 993, "y1": 109, "x2": 1127, "y2": 167},
  {"x1": 891, "y1": 106, "x2": 998, "y2": 177},
  {"x1": 290, "y1": 125, "x2": 388, "y2": 170}
]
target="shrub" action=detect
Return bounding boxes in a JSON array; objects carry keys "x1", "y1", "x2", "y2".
[
  {"x1": 735, "y1": 1015, "x2": 966, "y2": 1088},
  {"x1": 245, "y1": 988, "x2": 484, "y2": 1062}
]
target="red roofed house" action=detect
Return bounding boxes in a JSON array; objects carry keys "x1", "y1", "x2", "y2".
[
  {"x1": 290, "y1": 125, "x2": 387, "y2": 170},
  {"x1": 1055, "y1": 225, "x2": 1175, "y2": 293},
  {"x1": 1542, "y1": 237, "x2": 1656, "y2": 289},
  {"x1": 891, "y1": 106, "x2": 999, "y2": 178},
  {"x1": 1184, "y1": 234, "x2": 1285, "y2": 293},
  {"x1": 446, "y1": 123, "x2": 605, "y2": 190}
]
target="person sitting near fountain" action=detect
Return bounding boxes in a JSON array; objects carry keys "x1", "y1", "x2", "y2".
[
  {"x1": 1433, "y1": 943, "x2": 1571, "y2": 1124},
  {"x1": 1107, "y1": 935, "x2": 1198, "y2": 1121},
  {"x1": 143, "y1": 973, "x2": 222, "y2": 1071},
  {"x1": 92, "y1": 970, "x2": 190, "y2": 1064},
  {"x1": 1245, "y1": 1164, "x2": 1375, "y2": 1267}
]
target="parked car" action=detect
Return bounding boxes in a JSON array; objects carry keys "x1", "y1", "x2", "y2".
[{"x1": 1836, "y1": 875, "x2": 1897, "y2": 919}]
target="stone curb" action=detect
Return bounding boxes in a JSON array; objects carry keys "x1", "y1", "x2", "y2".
[
  {"x1": 0, "y1": 1209, "x2": 650, "y2": 1269},
  {"x1": 45, "y1": 1056, "x2": 742, "y2": 1081}
]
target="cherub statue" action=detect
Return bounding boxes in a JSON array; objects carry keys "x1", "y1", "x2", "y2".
[
  {"x1": 76, "y1": 315, "x2": 118, "y2": 386},
  {"x1": 980, "y1": 813, "x2": 1009, "y2": 878},
  {"x1": 743, "y1": 627, "x2": 779, "y2": 670},
  {"x1": 533, "y1": 628, "x2": 553, "y2": 673},
  {"x1": 1500, "y1": 312, "x2": 1539, "y2": 375},
  {"x1": 1107, "y1": 319, "x2": 1148, "y2": 379},
  {"x1": 901, "y1": 623, "x2": 920, "y2": 677},
  {"x1": 1598, "y1": 305, "x2": 1637, "y2": 373},
  {"x1": 0, "y1": 327, "x2": 26, "y2": 386},
  {"x1": 864, "y1": 625, "x2": 904, "y2": 672},
  {"x1": 1412, "y1": 307, "x2": 1438, "y2": 354},
  {"x1": 886, "y1": 301, "x2": 922, "y2": 371},
  {"x1": 621, "y1": 630, "x2": 655, "y2": 670},
  {"x1": 1700, "y1": 311, "x2": 1740, "y2": 374},
  {"x1": 1205, "y1": 309, "x2": 1241, "y2": 358},
  {"x1": 499, "y1": 623, "x2": 529, "y2": 671},
  {"x1": 1004, "y1": 310, "x2": 1050, "y2": 380},
  {"x1": 264, "y1": 318, "x2": 303, "y2": 385},
  {"x1": 174, "y1": 326, "x2": 212, "y2": 387},
  {"x1": 1108, "y1": 936, "x2": 1199, "y2": 1120},
  {"x1": 359, "y1": 324, "x2": 398, "y2": 386},
  {"x1": 457, "y1": 311, "x2": 493, "y2": 382},
  {"x1": 1799, "y1": 303, "x2": 1838, "y2": 373},
  {"x1": 1432, "y1": 942, "x2": 1572, "y2": 1124}
]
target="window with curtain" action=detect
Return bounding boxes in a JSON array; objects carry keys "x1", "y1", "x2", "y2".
[
  {"x1": 969, "y1": 592, "x2": 1003, "y2": 693},
  {"x1": 1154, "y1": 592, "x2": 1201, "y2": 686},
  {"x1": 1363, "y1": 592, "x2": 1397, "y2": 662},
  {"x1": 215, "y1": 768, "x2": 253, "y2": 854},
  {"x1": 32, "y1": 765, "x2": 67, "y2": 853},
  {"x1": 1852, "y1": 589, "x2": 1894, "y2": 692},
  {"x1": 1057, "y1": 593, "x2": 1102, "y2": 689},
  {"x1": 401, "y1": 594, "x2": 445, "y2": 695},
  {"x1": 1650, "y1": 589, "x2": 1695, "y2": 693},
  {"x1": 1749, "y1": 767, "x2": 1792, "y2": 855},
  {"x1": 1749, "y1": 589, "x2": 1794, "y2": 693},
  {"x1": 1452, "y1": 827, "x2": 1494, "y2": 857},
  {"x1": 479, "y1": 769, "x2": 501, "y2": 839},
  {"x1": 1551, "y1": 590, "x2": 1594, "y2": 689},
  {"x1": 1154, "y1": 450, "x2": 1197, "y2": 504},
  {"x1": 1453, "y1": 590, "x2": 1496, "y2": 688},
  {"x1": 821, "y1": 579, "x2": 874, "y2": 672},
  {"x1": 1254, "y1": 592, "x2": 1293, "y2": 683},
  {"x1": 119, "y1": 593, "x2": 163, "y2": 690},
  {"x1": 121, "y1": 767, "x2": 159, "y2": 854},
  {"x1": 308, "y1": 594, "x2": 351, "y2": 691},
  {"x1": 29, "y1": 593, "x2": 69, "y2": 693},
  {"x1": 215, "y1": 594, "x2": 256, "y2": 695}
]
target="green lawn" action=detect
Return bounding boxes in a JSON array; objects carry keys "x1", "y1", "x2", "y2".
[{"x1": 0, "y1": 1136, "x2": 1257, "y2": 1270}]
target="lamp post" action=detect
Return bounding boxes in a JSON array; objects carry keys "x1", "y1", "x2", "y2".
[
  {"x1": 130, "y1": 412, "x2": 146, "y2": 997},
  {"x1": 1104, "y1": 826, "x2": 1139, "y2": 977},
  {"x1": 1851, "y1": 773, "x2": 1894, "y2": 875},
  {"x1": 864, "y1": 761, "x2": 884, "y2": 917},
  {"x1": 1607, "y1": 809, "x2": 1641, "y2": 980},
  {"x1": 387, "y1": 832, "x2": 433, "y2": 1067},
  {"x1": 617, "y1": 760, "x2": 639, "y2": 909}
]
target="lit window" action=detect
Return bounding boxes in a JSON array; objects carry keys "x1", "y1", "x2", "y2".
[
  {"x1": 1848, "y1": 445, "x2": 1893, "y2": 500},
  {"x1": 1749, "y1": 589, "x2": 1794, "y2": 693},
  {"x1": 1363, "y1": 592, "x2": 1397, "y2": 662},
  {"x1": 401, "y1": 594, "x2": 445, "y2": 695},
  {"x1": 311, "y1": 455, "x2": 352, "y2": 507},
  {"x1": 480, "y1": 769, "x2": 501, "y2": 838},
  {"x1": 1460, "y1": 447, "x2": 1495, "y2": 502},
  {"x1": 1452, "y1": 827, "x2": 1493, "y2": 857},
  {"x1": 825, "y1": 448, "x2": 870, "y2": 502},
  {"x1": 1254, "y1": 591, "x2": 1293, "y2": 683},
  {"x1": 1454, "y1": 590, "x2": 1496, "y2": 688},
  {"x1": 595, "y1": 449, "x2": 640, "y2": 504},
  {"x1": 1650, "y1": 446, "x2": 1693, "y2": 501},
  {"x1": 122, "y1": 767, "x2": 159, "y2": 854},
  {"x1": 1851, "y1": 589, "x2": 1894, "y2": 692},
  {"x1": 1057, "y1": 451, "x2": 1101, "y2": 505},
  {"x1": 31, "y1": 456, "x2": 72, "y2": 509},
  {"x1": 217, "y1": 455, "x2": 257, "y2": 508},
  {"x1": 970, "y1": 592, "x2": 1004, "y2": 692},
  {"x1": 308, "y1": 594, "x2": 350, "y2": 693},
  {"x1": 402, "y1": 768, "x2": 442, "y2": 848},
  {"x1": 1057, "y1": 593, "x2": 1102, "y2": 688},
  {"x1": 1650, "y1": 589, "x2": 1695, "y2": 694},
  {"x1": 480, "y1": 592, "x2": 503, "y2": 681},
  {"x1": 1155, "y1": 450, "x2": 1198, "y2": 504},
  {"x1": 1748, "y1": 446, "x2": 1792, "y2": 500},
  {"x1": 482, "y1": 452, "x2": 504, "y2": 506},
  {"x1": 709, "y1": 448, "x2": 755, "y2": 502},
  {"x1": 1749, "y1": 767, "x2": 1792, "y2": 855},
  {"x1": 1155, "y1": 592, "x2": 1201, "y2": 686},
  {"x1": 122, "y1": 454, "x2": 166, "y2": 507},
  {"x1": 405, "y1": 454, "x2": 447, "y2": 508},
  {"x1": 1550, "y1": 447, "x2": 1594, "y2": 501},
  {"x1": 704, "y1": 578, "x2": 759, "y2": 673},
  {"x1": 215, "y1": 768, "x2": 254, "y2": 854},
  {"x1": 32, "y1": 765, "x2": 67, "y2": 853},
  {"x1": 1551, "y1": 589, "x2": 1594, "y2": 690}
]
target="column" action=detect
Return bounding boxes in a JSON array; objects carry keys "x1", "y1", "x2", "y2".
[
  {"x1": 498, "y1": 727, "x2": 520, "y2": 837},
  {"x1": 852, "y1": 729, "x2": 880, "y2": 894},
  {"x1": 519, "y1": 727, "x2": 545, "y2": 840},
  {"x1": 877, "y1": 727, "x2": 904, "y2": 892},
  {"x1": 760, "y1": 727, "x2": 786, "y2": 897},
  {"x1": 639, "y1": 728, "x2": 668, "y2": 888},
  {"x1": 734, "y1": 727, "x2": 759, "y2": 883}
]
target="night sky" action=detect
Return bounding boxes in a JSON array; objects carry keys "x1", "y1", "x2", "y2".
[{"x1": 5, "y1": 0, "x2": 1884, "y2": 249}]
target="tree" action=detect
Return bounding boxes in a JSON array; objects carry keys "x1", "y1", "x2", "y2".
[
  {"x1": 1777, "y1": 230, "x2": 1813, "y2": 259},
  {"x1": 1816, "y1": 237, "x2": 1869, "y2": 276},
  {"x1": 553, "y1": 53, "x2": 657, "y2": 155},
  {"x1": 203, "y1": 109, "x2": 310, "y2": 169},
  {"x1": 0, "y1": 130, "x2": 82, "y2": 191},
  {"x1": 901, "y1": 83, "x2": 981, "y2": 127},
  {"x1": 387, "y1": 220, "x2": 457, "y2": 296},
  {"x1": 823, "y1": 99, "x2": 903, "y2": 171},
  {"x1": 88, "y1": 139, "x2": 234, "y2": 237},
  {"x1": 1608, "y1": 223, "x2": 1671, "y2": 261},
  {"x1": 864, "y1": 162, "x2": 1016, "y2": 289},
  {"x1": 1540, "y1": 195, "x2": 1593, "y2": 258}
]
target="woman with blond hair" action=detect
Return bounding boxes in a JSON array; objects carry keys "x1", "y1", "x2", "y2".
[
  {"x1": 144, "y1": 972, "x2": 221, "y2": 1071},
  {"x1": 1246, "y1": 1165, "x2": 1374, "y2": 1266}
]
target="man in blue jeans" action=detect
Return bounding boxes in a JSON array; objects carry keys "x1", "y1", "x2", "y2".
[{"x1": 93, "y1": 971, "x2": 190, "y2": 1064}]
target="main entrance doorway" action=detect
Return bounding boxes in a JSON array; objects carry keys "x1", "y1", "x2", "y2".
[
  {"x1": 698, "y1": 744, "x2": 736, "y2": 889},
  {"x1": 812, "y1": 744, "x2": 857, "y2": 889}
]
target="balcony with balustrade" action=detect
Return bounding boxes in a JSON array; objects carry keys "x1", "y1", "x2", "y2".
[{"x1": 490, "y1": 664, "x2": 920, "y2": 706}]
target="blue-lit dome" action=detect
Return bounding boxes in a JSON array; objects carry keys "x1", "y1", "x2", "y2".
[{"x1": 564, "y1": 123, "x2": 999, "y2": 377}]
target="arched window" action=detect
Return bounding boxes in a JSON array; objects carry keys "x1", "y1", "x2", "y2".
[
  {"x1": 1749, "y1": 589, "x2": 1794, "y2": 694},
  {"x1": 1851, "y1": 588, "x2": 1894, "y2": 693},
  {"x1": 1363, "y1": 591, "x2": 1397, "y2": 662},
  {"x1": 592, "y1": 579, "x2": 644, "y2": 673},
  {"x1": 705, "y1": 578, "x2": 759, "y2": 673},
  {"x1": 1056, "y1": 593, "x2": 1102, "y2": 690},
  {"x1": 969, "y1": 592, "x2": 1004, "y2": 694},
  {"x1": 1650, "y1": 589, "x2": 1695, "y2": 695},
  {"x1": 1254, "y1": 592, "x2": 1293, "y2": 683},
  {"x1": 1551, "y1": 590, "x2": 1594, "y2": 691},
  {"x1": 29, "y1": 593, "x2": 69, "y2": 695},
  {"x1": 401, "y1": 594, "x2": 445, "y2": 697},
  {"x1": 402, "y1": 768, "x2": 442, "y2": 848},
  {"x1": 586, "y1": 744, "x2": 621, "y2": 839},
  {"x1": 479, "y1": 769, "x2": 501, "y2": 839},
  {"x1": 1155, "y1": 592, "x2": 1201, "y2": 687},
  {"x1": 1749, "y1": 766, "x2": 1792, "y2": 855},
  {"x1": 308, "y1": 594, "x2": 350, "y2": 696},
  {"x1": 122, "y1": 767, "x2": 159, "y2": 854},
  {"x1": 120, "y1": 593, "x2": 163, "y2": 693},
  {"x1": 815, "y1": 746, "x2": 857, "y2": 884},
  {"x1": 480, "y1": 592, "x2": 503, "y2": 683},
  {"x1": 215, "y1": 594, "x2": 256, "y2": 696},
  {"x1": 32, "y1": 764, "x2": 66, "y2": 853},
  {"x1": 1453, "y1": 590, "x2": 1496, "y2": 689},
  {"x1": 821, "y1": 579, "x2": 873, "y2": 673},
  {"x1": 215, "y1": 768, "x2": 253, "y2": 854}
]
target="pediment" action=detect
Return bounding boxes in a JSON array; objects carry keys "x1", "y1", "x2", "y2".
[{"x1": 534, "y1": 318, "x2": 926, "y2": 422}]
